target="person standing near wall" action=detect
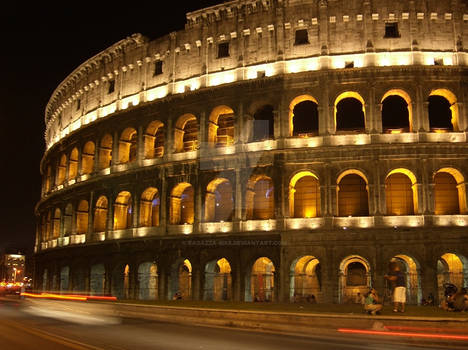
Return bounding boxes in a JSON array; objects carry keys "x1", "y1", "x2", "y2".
[{"x1": 385, "y1": 262, "x2": 406, "y2": 313}]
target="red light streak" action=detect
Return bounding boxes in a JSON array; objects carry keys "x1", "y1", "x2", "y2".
[
  {"x1": 384, "y1": 325, "x2": 468, "y2": 334},
  {"x1": 338, "y1": 328, "x2": 468, "y2": 341}
]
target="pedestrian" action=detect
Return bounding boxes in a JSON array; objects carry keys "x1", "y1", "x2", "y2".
[
  {"x1": 364, "y1": 288, "x2": 383, "y2": 315},
  {"x1": 384, "y1": 262, "x2": 406, "y2": 313}
]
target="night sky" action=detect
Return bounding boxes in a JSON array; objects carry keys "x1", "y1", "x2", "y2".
[{"x1": 0, "y1": 2, "x2": 221, "y2": 258}]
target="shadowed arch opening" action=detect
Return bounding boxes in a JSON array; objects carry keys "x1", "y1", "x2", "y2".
[
  {"x1": 60, "y1": 266, "x2": 70, "y2": 292},
  {"x1": 90, "y1": 264, "x2": 105, "y2": 296},
  {"x1": 98, "y1": 134, "x2": 113, "y2": 169},
  {"x1": 204, "y1": 258, "x2": 232, "y2": 301},
  {"x1": 289, "y1": 95, "x2": 319, "y2": 137},
  {"x1": 139, "y1": 187, "x2": 160, "y2": 227},
  {"x1": 175, "y1": 114, "x2": 198, "y2": 152},
  {"x1": 339, "y1": 256, "x2": 371, "y2": 303},
  {"x1": 252, "y1": 105, "x2": 275, "y2": 141},
  {"x1": 113, "y1": 191, "x2": 133, "y2": 230},
  {"x1": 208, "y1": 105, "x2": 235, "y2": 147},
  {"x1": 170, "y1": 183, "x2": 194, "y2": 225},
  {"x1": 289, "y1": 171, "x2": 321, "y2": 218},
  {"x1": 428, "y1": 89, "x2": 458, "y2": 132},
  {"x1": 144, "y1": 120, "x2": 165, "y2": 158},
  {"x1": 245, "y1": 257, "x2": 275, "y2": 302},
  {"x1": 434, "y1": 169, "x2": 466, "y2": 214},
  {"x1": 389, "y1": 255, "x2": 422, "y2": 305},
  {"x1": 76, "y1": 200, "x2": 89, "y2": 234},
  {"x1": 204, "y1": 178, "x2": 233, "y2": 222},
  {"x1": 81, "y1": 141, "x2": 95, "y2": 175},
  {"x1": 335, "y1": 92, "x2": 366, "y2": 133},
  {"x1": 68, "y1": 148, "x2": 78, "y2": 180},
  {"x1": 381, "y1": 90, "x2": 412, "y2": 132},
  {"x1": 290, "y1": 256, "x2": 321, "y2": 302},
  {"x1": 112, "y1": 264, "x2": 130, "y2": 299},
  {"x1": 138, "y1": 262, "x2": 158, "y2": 300},
  {"x1": 63, "y1": 204, "x2": 72, "y2": 236},
  {"x1": 169, "y1": 259, "x2": 192, "y2": 300},
  {"x1": 119, "y1": 128, "x2": 137, "y2": 163},
  {"x1": 93, "y1": 196, "x2": 108, "y2": 232},
  {"x1": 385, "y1": 169, "x2": 418, "y2": 215},
  {"x1": 337, "y1": 171, "x2": 369, "y2": 216},
  {"x1": 246, "y1": 175, "x2": 274, "y2": 220}
]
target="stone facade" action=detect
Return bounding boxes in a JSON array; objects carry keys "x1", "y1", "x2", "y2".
[{"x1": 36, "y1": 0, "x2": 468, "y2": 304}]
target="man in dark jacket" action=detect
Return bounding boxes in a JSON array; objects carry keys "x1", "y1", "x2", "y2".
[{"x1": 385, "y1": 263, "x2": 406, "y2": 313}]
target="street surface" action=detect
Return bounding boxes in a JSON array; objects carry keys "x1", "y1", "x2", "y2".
[{"x1": 0, "y1": 297, "x2": 466, "y2": 350}]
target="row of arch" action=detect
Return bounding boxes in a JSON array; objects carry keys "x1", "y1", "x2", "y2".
[
  {"x1": 39, "y1": 167, "x2": 466, "y2": 241},
  {"x1": 41, "y1": 252, "x2": 468, "y2": 305},
  {"x1": 44, "y1": 88, "x2": 461, "y2": 192}
]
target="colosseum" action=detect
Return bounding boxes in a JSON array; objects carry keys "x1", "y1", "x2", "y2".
[{"x1": 35, "y1": 0, "x2": 468, "y2": 305}]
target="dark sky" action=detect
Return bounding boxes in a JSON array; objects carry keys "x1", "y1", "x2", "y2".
[{"x1": 0, "y1": 2, "x2": 221, "y2": 257}]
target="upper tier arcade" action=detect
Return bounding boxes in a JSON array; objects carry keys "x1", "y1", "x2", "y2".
[{"x1": 44, "y1": 0, "x2": 468, "y2": 150}]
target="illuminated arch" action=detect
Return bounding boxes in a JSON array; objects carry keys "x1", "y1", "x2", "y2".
[
  {"x1": 98, "y1": 134, "x2": 113, "y2": 169},
  {"x1": 204, "y1": 258, "x2": 232, "y2": 301},
  {"x1": 334, "y1": 91, "x2": 366, "y2": 132},
  {"x1": 52, "y1": 208, "x2": 61, "y2": 238},
  {"x1": 169, "y1": 258, "x2": 192, "y2": 300},
  {"x1": 390, "y1": 254, "x2": 422, "y2": 305},
  {"x1": 170, "y1": 183, "x2": 194, "y2": 225},
  {"x1": 289, "y1": 95, "x2": 319, "y2": 136},
  {"x1": 81, "y1": 141, "x2": 95, "y2": 175},
  {"x1": 247, "y1": 257, "x2": 275, "y2": 302},
  {"x1": 337, "y1": 170, "x2": 369, "y2": 217},
  {"x1": 434, "y1": 168, "x2": 466, "y2": 214},
  {"x1": 246, "y1": 175, "x2": 274, "y2": 220},
  {"x1": 208, "y1": 105, "x2": 235, "y2": 147},
  {"x1": 289, "y1": 171, "x2": 321, "y2": 218},
  {"x1": 174, "y1": 114, "x2": 198, "y2": 152},
  {"x1": 289, "y1": 255, "x2": 321, "y2": 302},
  {"x1": 204, "y1": 178, "x2": 233, "y2": 222},
  {"x1": 144, "y1": 120, "x2": 165, "y2": 158},
  {"x1": 385, "y1": 168, "x2": 418, "y2": 215},
  {"x1": 381, "y1": 89, "x2": 413, "y2": 132},
  {"x1": 339, "y1": 255, "x2": 371, "y2": 303},
  {"x1": 76, "y1": 200, "x2": 89, "y2": 234},
  {"x1": 119, "y1": 127, "x2": 137, "y2": 163},
  {"x1": 93, "y1": 196, "x2": 108, "y2": 232},
  {"x1": 68, "y1": 148, "x2": 78, "y2": 180},
  {"x1": 113, "y1": 191, "x2": 133, "y2": 230},
  {"x1": 56, "y1": 154, "x2": 67, "y2": 185},
  {"x1": 428, "y1": 89, "x2": 459, "y2": 131},
  {"x1": 437, "y1": 253, "x2": 468, "y2": 301},
  {"x1": 139, "y1": 187, "x2": 160, "y2": 227}
]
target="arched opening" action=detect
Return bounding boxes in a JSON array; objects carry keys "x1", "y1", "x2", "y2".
[
  {"x1": 52, "y1": 208, "x2": 61, "y2": 238},
  {"x1": 98, "y1": 134, "x2": 113, "y2": 169},
  {"x1": 90, "y1": 264, "x2": 106, "y2": 296},
  {"x1": 290, "y1": 256, "x2": 321, "y2": 302},
  {"x1": 335, "y1": 92, "x2": 366, "y2": 133},
  {"x1": 388, "y1": 255, "x2": 422, "y2": 305},
  {"x1": 45, "y1": 165, "x2": 52, "y2": 192},
  {"x1": 139, "y1": 187, "x2": 160, "y2": 227},
  {"x1": 144, "y1": 120, "x2": 165, "y2": 158},
  {"x1": 385, "y1": 170, "x2": 417, "y2": 215},
  {"x1": 208, "y1": 105, "x2": 235, "y2": 148},
  {"x1": 170, "y1": 183, "x2": 194, "y2": 225},
  {"x1": 138, "y1": 262, "x2": 158, "y2": 300},
  {"x1": 246, "y1": 257, "x2": 275, "y2": 302},
  {"x1": 46, "y1": 210, "x2": 52, "y2": 241},
  {"x1": 339, "y1": 256, "x2": 371, "y2": 303},
  {"x1": 291, "y1": 98, "x2": 319, "y2": 137},
  {"x1": 62, "y1": 204, "x2": 72, "y2": 236},
  {"x1": 93, "y1": 196, "x2": 108, "y2": 232},
  {"x1": 252, "y1": 105, "x2": 275, "y2": 141},
  {"x1": 204, "y1": 178, "x2": 233, "y2": 222},
  {"x1": 42, "y1": 269, "x2": 49, "y2": 291},
  {"x1": 289, "y1": 172, "x2": 321, "y2": 218},
  {"x1": 40, "y1": 214, "x2": 47, "y2": 242},
  {"x1": 169, "y1": 259, "x2": 192, "y2": 300},
  {"x1": 76, "y1": 200, "x2": 89, "y2": 234},
  {"x1": 60, "y1": 266, "x2": 70, "y2": 292},
  {"x1": 174, "y1": 114, "x2": 198, "y2": 152},
  {"x1": 246, "y1": 175, "x2": 274, "y2": 220},
  {"x1": 337, "y1": 172, "x2": 369, "y2": 216},
  {"x1": 428, "y1": 89, "x2": 458, "y2": 132},
  {"x1": 57, "y1": 154, "x2": 67, "y2": 185},
  {"x1": 119, "y1": 127, "x2": 137, "y2": 163},
  {"x1": 113, "y1": 191, "x2": 133, "y2": 230},
  {"x1": 381, "y1": 92, "x2": 411, "y2": 132},
  {"x1": 68, "y1": 148, "x2": 78, "y2": 180},
  {"x1": 203, "y1": 258, "x2": 232, "y2": 301},
  {"x1": 437, "y1": 253, "x2": 468, "y2": 302},
  {"x1": 434, "y1": 169, "x2": 465, "y2": 214},
  {"x1": 81, "y1": 141, "x2": 95, "y2": 175},
  {"x1": 112, "y1": 264, "x2": 130, "y2": 299}
]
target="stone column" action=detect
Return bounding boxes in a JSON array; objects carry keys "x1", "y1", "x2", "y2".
[
  {"x1": 193, "y1": 178, "x2": 202, "y2": 234},
  {"x1": 112, "y1": 131, "x2": 119, "y2": 166},
  {"x1": 87, "y1": 192, "x2": 94, "y2": 240},
  {"x1": 132, "y1": 192, "x2": 139, "y2": 229},
  {"x1": 107, "y1": 193, "x2": 115, "y2": 235},
  {"x1": 160, "y1": 171, "x2": 168, "y2": 231},
  {"x1": 137, "y1": 125, "x2": 144, "y2": 165}
]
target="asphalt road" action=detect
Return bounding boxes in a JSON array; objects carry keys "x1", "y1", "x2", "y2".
[{"x1": 0, "y1": 298, "x2": 466, "y2": 350}]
